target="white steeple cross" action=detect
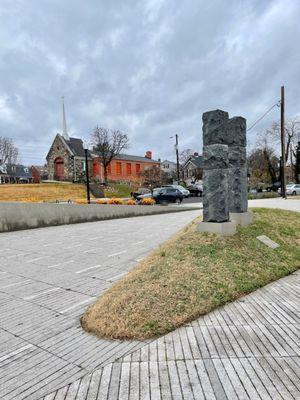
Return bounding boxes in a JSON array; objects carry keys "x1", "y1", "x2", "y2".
[{"x1": 62, "y1": 96, "x2": 69, "y2": 140}]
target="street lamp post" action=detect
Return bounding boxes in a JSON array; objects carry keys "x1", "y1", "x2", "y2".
[
  {"x1": 175, "y1": 134, "x2": 180, "y2": 183},
  {"x1": 84, "y1": 148, "x2": 91, "y2": 204},
  {"x1": 170, "y1": 134, "x2": 180, "y2": 183}
]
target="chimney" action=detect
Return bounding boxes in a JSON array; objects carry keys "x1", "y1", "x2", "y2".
[
  {"x1": 194, "y1": 152, "x2": 199, "y2": 156},
  {"x1": 145, "y1": 151, "x2": 152, "y2": 159}
]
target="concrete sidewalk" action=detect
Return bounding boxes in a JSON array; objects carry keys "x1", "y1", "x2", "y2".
[{"x1": 248, "y1": 198, "x2": 300, "y2": 212}]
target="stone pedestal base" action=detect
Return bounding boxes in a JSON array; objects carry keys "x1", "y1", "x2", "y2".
[
  {"x1": 229, "y1": 211, "x2": 253, "y2": 227},
  {"x1": 197, "y1": 221, "x2": 237, "y2": 236}
]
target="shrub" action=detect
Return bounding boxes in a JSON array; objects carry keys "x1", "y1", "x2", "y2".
[
  {"x1": 108, "y1": 198, "x2": 124, "y2": 205},
  {"x1": 126, "y1": 199, "x2": 136, "y2": 205},
  {"x1": 141, "y1": 198, "x2": 156, "y2": 205},
  {"x1": 248, "y1": 192, "x2": 279, "y2": 200}
]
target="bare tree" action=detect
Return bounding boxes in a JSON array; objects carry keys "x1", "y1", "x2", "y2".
[
  {"x1": 91, "y1": 127, "x2": 130, "y2": 184},
  {"x1": 266, "y1": 118, "x2": 300, "y2": 165},
  {"x1": 179, "y1": 148, "x2": 194, "y2": 165},
  {"x1": 248, "y1": 132, "x2": 280, "y2": 187},
  {"x1": 139, "y1": 165, "x2": 168, "y2": 188},
  {"x1": 295, "y1": 141, "x2": 300, "y2": 183},
  {"x1": 0, "y1": 137, "x2": 19, "y2": 173}
]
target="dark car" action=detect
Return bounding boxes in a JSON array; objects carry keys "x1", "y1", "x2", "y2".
[
  {"x1": 137, "y1": 187, "x2": 183, "y2": 204},
  {"x1": 187, "y1": 184, "x2": 203, "y2": 197},
  {"x1": 154, "y1": 187, "x2": 183, "y2": 204},
  {"x1": 266, "y1": 182, "x2": 281, "y2": 192}
]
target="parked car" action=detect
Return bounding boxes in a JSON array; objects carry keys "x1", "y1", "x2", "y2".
[
  {"x1": 137, "y1": 187, "x2": 183, "y2": 204},
  {"x1": 187, "y1": 184, "x2": 203, "y2": 197},
  {"x1": 131, "y1": 188, "x2": 151, "y2": 199},
  {"x1": 162, "y1": 185, "x2": 190, "y2": 197},
  {"x1": 266, "y1": 182, "x2": 281, "y2": 192},
  {"x1": 285, "y1": 183, "x2": 300, "y2": 196},
  {"x1": 136, "y1": 188, "x2": 159, "y2": 200}
]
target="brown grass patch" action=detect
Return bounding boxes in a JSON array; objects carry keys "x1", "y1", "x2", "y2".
[
  {"x1": 0, "y1": 183, "x2": 90, "y2": 202},
  {"x1": 81, "y1": 208, "x2": 300, "y2": 340}
]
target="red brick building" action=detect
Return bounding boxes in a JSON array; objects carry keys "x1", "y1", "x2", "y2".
[{"x1": 92, "y1": 151, "x2": 160, "y2": 182}]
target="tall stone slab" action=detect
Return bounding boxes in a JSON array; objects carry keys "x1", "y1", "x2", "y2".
[{"x1": 202, "y1": 110, "x2": 230, "y2": 223}]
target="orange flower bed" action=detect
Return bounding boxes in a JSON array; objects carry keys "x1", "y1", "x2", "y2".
[
  {"x1": 126, "y1": 199, "x2": 136, "y2": 205},
  {"x1": 107, "y1": 198, "x2": 124, "y2": 205},
  {"x1": 141, "y1": 198, "x2": 156, "y2": 205}
]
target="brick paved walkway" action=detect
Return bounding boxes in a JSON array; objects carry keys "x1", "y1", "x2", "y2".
[
  {"x1": 0, "y1": 211, "x2": 199, "y2": 400},
  {"x1": 43, "y1": 270, "x2": 300, "y2": 399},
  {"x1": 1, "y1": 207, "x2": 299, "y2": 399}
]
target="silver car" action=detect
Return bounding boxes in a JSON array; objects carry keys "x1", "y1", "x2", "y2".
[
  {"x1": 286, "y1": 183, "x2": 300, "y2": 195},
  {"x1": 162, "y1": 185, "x2": 190, "y2": 198}
]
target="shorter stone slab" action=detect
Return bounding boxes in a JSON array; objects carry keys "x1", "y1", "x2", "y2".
[
  {"x1": 197, "y1": 221, "x2": 237, "y2": 236},
  {"x1": 256, "y1": 235, "x2": 280, "y2": 249},
  {"x1": 230, "y1": 211, "x2": 253, "y2": 227}
]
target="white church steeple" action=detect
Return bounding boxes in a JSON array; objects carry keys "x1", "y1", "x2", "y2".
[{"x1": 62, "y1": 96, "x2": 69, "y2": 140}]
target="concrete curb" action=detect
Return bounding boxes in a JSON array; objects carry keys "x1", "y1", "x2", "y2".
[{"x1": 0, "y1": 202, "x2": 198, "y2": 233}]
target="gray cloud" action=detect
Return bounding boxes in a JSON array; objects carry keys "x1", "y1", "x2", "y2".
[{"x1": 0, "y1": 0, "x2": 300, "y2": 164}]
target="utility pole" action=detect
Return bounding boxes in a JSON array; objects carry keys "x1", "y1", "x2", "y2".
[
  {"x1": 280, "y1": 86, "x2": 286, "y2": 198},
  {"x1": 85, "y1": 148, "x2": 91, "y2": 204},
  {"x1": 175, "y1": 134, "x2": 180, "y2": 183}
]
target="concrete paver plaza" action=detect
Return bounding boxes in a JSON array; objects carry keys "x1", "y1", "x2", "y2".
[{"x1": 0, "y1": 205, "x2": 299, "y2": 399}]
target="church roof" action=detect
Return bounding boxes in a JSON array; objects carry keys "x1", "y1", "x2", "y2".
[{"x1": 65, "y1": 137, "x2": 86, "y2": 157}]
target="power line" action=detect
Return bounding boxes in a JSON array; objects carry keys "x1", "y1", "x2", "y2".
[{"x1": 247, "y1": 100, "x2": 281, "y2": 132}]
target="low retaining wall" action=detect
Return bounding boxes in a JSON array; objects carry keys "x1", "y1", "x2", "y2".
[{"x1": 0, "y1": 202, "x2": 196, "y2": 233}]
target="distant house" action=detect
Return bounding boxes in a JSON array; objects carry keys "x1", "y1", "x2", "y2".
[
  {"x1": 161, "y1": 159, "x2": 177, "y2": 178},
  {"x1": 182, "y1": 153, "x2": 203, "y2": 184},
  {"x1": 0, "y1": 164, "x2": 33, "y2": 184},
  {"x1": 30, "y1": 165, "x2": 49, "y2": 183}
]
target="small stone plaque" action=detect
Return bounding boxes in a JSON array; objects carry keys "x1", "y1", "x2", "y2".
[{"x1": 256, "y1": 235, "x2": 279, "y2": 249}]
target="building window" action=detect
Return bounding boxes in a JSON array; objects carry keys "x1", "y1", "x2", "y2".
[
  {"x1": 116, "y1": 162, "x2": 122, "y2": 175},
  {"x1": 126, "y1": 163, "x2": 132, "y2": 175},
  {"x1": 136, "y1": 163, "x2": 140, "y2": 174}
]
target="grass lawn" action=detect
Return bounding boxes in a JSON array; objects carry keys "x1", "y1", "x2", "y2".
[
  {"x1": 81, "y1": 208, "x2": 300, "y2": 340},
  {"x1": 0, "y1": 183, "x2": 89, "y2": 202},
  {"x1": 0, "y1": 182, "x2": 133, "y2": 202},
  {"x1": 104, "y1": 183, "x2": 132, "y2": 198}
]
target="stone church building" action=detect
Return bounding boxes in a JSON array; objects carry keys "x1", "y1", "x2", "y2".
[
  {"x1": 46, "y1": 99, "x2": 92, "y2": 182},
  {"x1": 46, "y1": 98, "x2": 160, "y2": 183},
  {"x1": 46, "y1": 133, "x2": 92, "y2": 182}
]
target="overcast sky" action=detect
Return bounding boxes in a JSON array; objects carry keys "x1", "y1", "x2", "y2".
[{"x1": 0, "y1": 0, "x2": 300, "y2": 165}]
